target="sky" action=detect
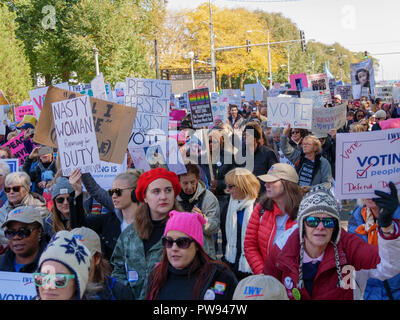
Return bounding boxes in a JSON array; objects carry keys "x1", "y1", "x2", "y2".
[{"x1": 167, "y1": 0, "x2": 400, "y2": 82}]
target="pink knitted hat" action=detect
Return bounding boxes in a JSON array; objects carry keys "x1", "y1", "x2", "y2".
[{"x1": 164, "y1": 211, "x2": 206, "y2": 247}]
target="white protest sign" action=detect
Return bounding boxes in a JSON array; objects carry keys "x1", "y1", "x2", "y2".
[
  {"x1": 29, "y1": 82, "x2": 69, "y2": 120},
  {"x1": 114, "y1": 82, "x2": 126, "y2": 105},
  {"x1": 52, "y1": 95, "x2": 101, "y2": 176},
  {"x1": 375, "y1": 86, "x2": 393, "y2": 103},
  {"x1": 90, "y1": 72, "x2": 107, "y2": 100},
  {"x1": 307, "y1": 74, "x2": 331, "y2": 103},
  {"x1": 244, "y1": 83, "x2": 264, "y2": 102},
  {"x1": 211, "y1": 95, "x2": 229, "y2": 123},
  {"x1": 267, "y1": 97, "x2": 313, "y2": 129},
  {"x1": 312, "y1": 104, "x2": 347, "y2": 133},
  {"x1": 334, "y1": 85, "x2": 352, "y2": 100},
  {"x1": 300, "y1": 90, "x2": 325, "y2": 108},
  {"x1": 393, "y1": 87, "x2": 400, "y2": 104},
  {"x1": 220, "y1": 89, "x2": 242, "y2": 106},
  {"x1": 0, "y1": 159, "x2": 19, "y2": 173},
  {"x1": 0, "y1": 271, "x2": 37, "y2": 300},
  {"x1": 89, "y1": 156, "x2": 127, "y2": 192},
  {"x1": 0, "y1": 108, "x2": 5, "y2": 135},
  {"x1": 335, "y1": 129, "x2": 400, "y2": 200},
  {"x1": 124, "y1": 78, "x2": 171, "y2": 147}
]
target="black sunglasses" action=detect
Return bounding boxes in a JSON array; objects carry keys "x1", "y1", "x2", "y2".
[
  {"x1": 107, "y1": 187, "x2": 132, "y2": 197},
  {"x1": 5, "y1": 227, "x2": 37, "y2": 240},
  {"x1": 304, "y1": 216, "x2": 336, "y2": 229},
  {"x1": 4, "y1": 186, "x2": 23, "y2": 193},
  {"x1": 55, "y1": 196, "x2": 72, "y2": 204},
  {"x1": 162, "y1": 236, "x2": 194, "y2": 249}
]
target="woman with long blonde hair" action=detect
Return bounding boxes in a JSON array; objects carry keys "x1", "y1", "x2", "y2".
[{"x1": 221, "y1": 167, "x2": 260, "y2": 280}]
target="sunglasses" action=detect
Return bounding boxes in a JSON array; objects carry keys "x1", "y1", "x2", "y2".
[
  {"x1": 33, "y1": 273, "x2": 76, "y2": 288},
  {"x1": 4, "y1": 227, "x2": 37, "y2": 240},
  {"x1": 55, "y1": 196, "x2": 72, "y2": 204},
  {"x1": 304, "y1": 216, "x2": 336, "y2": 229},
  {"x1": 162, "y1": 236, "x2": 195, "y2": 249},
  {"x1": 4, "y1": 186, "x2": 23, "y2": 193},
  {"x1": 107, "y1": 187, "x2": 132, "y2": 197}
]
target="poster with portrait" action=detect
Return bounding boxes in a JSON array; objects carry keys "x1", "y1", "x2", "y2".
[
  {"x1": 350, "y1": 59, "x2": 375, "y2": 99},
  {"x1": 307, "y1": 74, "x2": 331, "y2": 104}
]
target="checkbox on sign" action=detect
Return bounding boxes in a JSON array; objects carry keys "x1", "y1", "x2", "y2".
[{"x1": 356, "y1": 169, "x2": 367, "y2": 179}]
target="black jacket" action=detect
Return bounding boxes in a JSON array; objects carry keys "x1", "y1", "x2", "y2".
[
  {"x1": 85, "y1": 275, "x2": 135, "y2": 300},
  {"x1": 22, "y1": 158, "x2": 57, "y2": 195},
  {"x1": 0, "y1": 239, "x2": 48, "y2": 273}
]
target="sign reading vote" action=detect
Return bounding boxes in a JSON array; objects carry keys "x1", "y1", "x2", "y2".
[
  {"x1": 335, "y1": 129, "x2": 400, "y2": 199},
  {"x1": 267, "y1": 97, "x2": 313, "y2": 129},
  {"x1": 52, "y1": 95, "x2": 101, "y2": 176},
  {"x1": 0, "y1": 271, "x2": 37, "y2": 300}
]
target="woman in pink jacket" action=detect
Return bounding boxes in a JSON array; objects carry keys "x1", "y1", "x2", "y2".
[{"x1": 244, "y1": 163, "x2": 303, "y2": 274}]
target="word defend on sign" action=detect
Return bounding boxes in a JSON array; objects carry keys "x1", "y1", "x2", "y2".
[
  {"x1": 188, "y1": 88, "x2": 214, "y2": 129},
  {"x1": 266, "y1": 97, "x2": 313, "y2": 129},
  {"x1": 312, "y1": 104, "x2": 347, "y2": 133},
  {"x1": 52, "y1": 96, "x2": 101, "y2": 176},
  {"x1": 14, "y1": 105, "x2": 36, "y2": 122},
  {"x1": 335, "y1": 129, "x2": 400, "y2": 200},
  {"x1": 124, "y1": 78, "x2": 171, "y2": 147}
]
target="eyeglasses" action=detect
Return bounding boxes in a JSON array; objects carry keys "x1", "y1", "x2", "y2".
[
  {"x1": 4, "y1": 227, "x2": 37, "y2": 240},
  {"x1": 226, "y1": 184, "x2": 236, "y2": 190},
  {"x1": 4, "y1": 186, "x2": 23, "y2": 193},
  {"x1": 55, "y1": 196, "x2": 71, "y2": 204},
  {"x1": 33, "y1": 273, "x2": 76, "y2": 288},
  {"x1": 107, "y1": 187, "x2": 132, "y2": 197},
  {"x1": 162, "y1": 236, "x2": 195, "y2": 249},
  {"x1": 304, "y1": 216, "x2": 336, "y2": 229}
]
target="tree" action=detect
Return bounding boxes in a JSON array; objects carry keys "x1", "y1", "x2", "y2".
[{"x1": 0, "y1": 3, "x2": 32, "y2": 105}]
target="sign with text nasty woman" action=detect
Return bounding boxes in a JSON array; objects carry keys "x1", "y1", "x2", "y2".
[
  {"x1": 335, "y1": 129, "x2": 400, "y2": 200},
  {"x1": 52, "y1": 96, "x2": 101, "y2": 176}
]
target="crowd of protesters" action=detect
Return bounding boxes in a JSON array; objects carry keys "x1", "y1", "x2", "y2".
[{"x1": 0, "y1": 91, "x2": 399, "y2": 301}]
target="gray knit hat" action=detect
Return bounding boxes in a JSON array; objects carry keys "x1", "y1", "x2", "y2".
[
  {"x1": 296, "y1": 185, "x2": 342, "y2": 289},
  {"x1": 51, "y1": 177, "x2": 74, "y2": 199}
]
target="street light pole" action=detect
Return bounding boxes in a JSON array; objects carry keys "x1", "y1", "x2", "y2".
[
  {"x1": 209, "y1": 0, "x2": 217, "y2": 92},
  {"x1": 287, "y1": 44, "x2": 290, "y2": 83},
  {"x1": 93, "y1": 46, "x2": 99, "y2": 76},
  {"x1": 267, "y1": 30, "x2": 272, "y2": 88}
]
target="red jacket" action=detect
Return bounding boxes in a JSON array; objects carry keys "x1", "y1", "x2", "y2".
[
  {"x1": 244, "y1": 202, "x2": 296, "y2": 274},
  {"x1": 262, "y1": 220, "x2": 400, "y2": 300}
]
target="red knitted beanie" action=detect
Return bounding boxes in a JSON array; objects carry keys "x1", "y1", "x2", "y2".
[{"x1": 135, "y1": 167, "x2": 181, "y2": 203}]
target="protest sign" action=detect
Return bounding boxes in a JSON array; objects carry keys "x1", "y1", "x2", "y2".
[
  {"x1": 244, "y1": 83, "x2": 264, "y2": 102},
  {"x1": 124, "y1": 78, "x2": 171, "y2": 147},
  {"x1": 169, "y1": 109, "x2": 186, "y2": 122},
  {"x1": 14, "y1": 105, "x2": 36, "y2": 122},
  {"x1": 374, "y1": 86, "x2": 393, "y2": 103},
  {"x1": 220, "y1": 89, "x2": 242, "y2": 107},
  {"x1": 34, "y1": 86, "x2": 137, "y2": 164},
  {"x1": 300, "y1": 90, "x2": 325, "y2": 108},
  {"x1": 267, "y1": 97, "x2": 313, "y2": 129},
  {"x1": 335, "y1": 129, "x2": 400, "y2": 200},
  {"x1": 89, "y1": 156, "x2": 127, "y2": 192},
  {"x1": 178, "y1": 93, "x2": 190, "y2": 110},
  {"x1": 289, "y1": 73, "x2": 308, "y2": 91},
  {"x1": 70, "y1": 83, "x2": 93, "y2": 96},
  {"x1": 307, "y1": 74, "x2": 331, "y2": 103},
  {"x1": 329, "y1": 78, "x2": 337, "y2": 98},
  {"x1": 0, "y1": 159, "x2": 19, "y2": 173},
  {"x1": 188, "y1": 88, "x2": 214, "y2": 129},
  {"x1": 380, "y1": 118, "x2": 400, "y2": 130},
  {"x1": 2, "y1": 132, "x2": 29, "y2": 166},
  {"x1": 114, "y1": 82, "x2": 126, "y2": 105},
  {"x1": 334, "y1": 85, "x2": 352, "y2": 100},
  {"x1": 312, "y1": 104, "x2": 347, "y2": 133},
  {"x1": 393, "y1": 87, "x2": 400, "y2": 103},
  {"x1": 0, "y1": 271, "x2": 37, "y2": 300},
  {"x1": 211, "y1": 95, "x2": 229, "y2": 124},
  {"x1": 0, "y1": 90, "x2": 9, "y2": 106},
  {"x1": 90, "y1": 73, "x2": 107, "y2": 100},
  {"x1": 52, "y1": 95, "x2": 101, "y2": 176},
  {"x1": 0, "y1": 109, "x2": 5, "y2": 135},
  {"x1": 29, "y1": 83, "x2": 69, "y2": 120},
  {"x1": 350, "y1": 59, "x2": 375, "y2": 99}
]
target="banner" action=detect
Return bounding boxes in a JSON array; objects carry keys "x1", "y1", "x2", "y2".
[
  {"x1": 2, "y1": 132, "x2": 29, "y2": 166},
  {"x1": 244, "y1": 83, "x2": 264, "y2": 102},
  {"x1": 334, "y1": 85, "x2": 352, "y2": 100},
  {"x1": 350, "y1": 59, "x2": 375, "y2": 99},
  {"x1": 0, "y1": 271, "x2": 37, "y2": 300},
  {"x1": 52, "y1": 96, "x2": 101, "y2": 176},
  {"x1": 289, "y1": 73, "x2": 308, "y2": 91},
  {"x1": 188, "y1": 88, "x2": 214, "y2": 129},
  {"x1": 374, "y1": 86, "x2": 393, "y2": 103},
  {"x1": 335, "y1": 129, "x2": 400, "y2": 199},
  {"x1": 14, "y1": 105, "x2": 36, "y2": 122},
  {"x1": 307, "y1": 74, "x2": 331, "y2": 103},
  {"x1": 312, "y1": 104, "x2": 347, "y2": 133},
  {"x1": 267, "y1": 97, "x2": 313, "y2": 129},
  {"x1": 124, "y1": 78, "x2": 171, "y2": 147},
  {"x1": 33, "y1": 86, "x2": 137, "y2": 164}
]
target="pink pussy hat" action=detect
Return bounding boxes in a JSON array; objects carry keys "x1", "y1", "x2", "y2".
[{"x1": 164, "y1": 211, "x2": 206, "y2": 247}]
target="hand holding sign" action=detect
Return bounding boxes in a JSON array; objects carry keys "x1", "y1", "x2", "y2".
[
  {"x1": 373, "y1": 181, "x2": 399, "y2": 228},
  {"x1": 69, "y1": 168, "x2": 83, "y2": 197}
]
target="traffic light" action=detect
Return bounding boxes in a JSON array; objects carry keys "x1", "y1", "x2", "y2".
[
  {"x1": 246, "y1": 40, "x2": 251, "y2": 53},
  {"x1": 194, "y1": 54, "x2": 199, "y2": 63},
  {"x1": 364, "y1": 51, "x2": 368, "y2": 60},
  {"x1": 300, "y1": 30, "x2": 306, "y2": 52}
]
